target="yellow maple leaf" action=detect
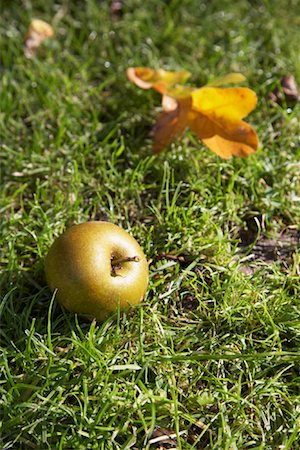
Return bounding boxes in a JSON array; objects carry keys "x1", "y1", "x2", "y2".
[{"x1": 127, "y1": 67, "x2": 259, "y2": 159}]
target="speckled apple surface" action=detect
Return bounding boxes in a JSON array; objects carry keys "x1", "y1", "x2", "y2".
[{"x1": 45, "y1": 221, "x2": 149, "y2": 321}]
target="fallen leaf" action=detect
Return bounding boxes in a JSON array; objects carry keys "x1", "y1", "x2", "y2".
[
  {"x1": 110, "y1": 1, "x2": 124, "y2": 18},
  {"x1": 24, "y1": 19, "x2": 54, "y2": 58},
  {"x1": 268, "y1": 75, "x2": 299, "y2": 105},
  {"x1": 281, "y1": 76, "x2": 299, "y2": 102},
  {"x1": 127, "y1": 66, "x2": 259, "y2": 158}
]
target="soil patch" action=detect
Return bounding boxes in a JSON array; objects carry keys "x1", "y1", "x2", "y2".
[{"x1": 238, "y1": 227, "x2": 299, "y2": 275}]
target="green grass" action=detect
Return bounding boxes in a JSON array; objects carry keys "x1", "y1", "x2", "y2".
[{"x1": 1, "y1": 0, "x2": 300, "y2": 448}]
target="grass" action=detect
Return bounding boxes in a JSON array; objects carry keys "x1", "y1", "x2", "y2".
[{"x1": 1, "y1": 0, "x2": 300, "y2": 448}]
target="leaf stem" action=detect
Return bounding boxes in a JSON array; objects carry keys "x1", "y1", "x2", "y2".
[{"x1": 111, "y1": 256, "x2": 140, "y2": 266}]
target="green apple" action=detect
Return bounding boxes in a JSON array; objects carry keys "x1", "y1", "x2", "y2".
[{"x1": 45, "y1": 221, "x2": 149, "y2": 321}]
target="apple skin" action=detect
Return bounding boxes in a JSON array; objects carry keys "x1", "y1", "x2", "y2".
[{"x1": 44, "y1": 221, "x2": 149, "y2": 321}]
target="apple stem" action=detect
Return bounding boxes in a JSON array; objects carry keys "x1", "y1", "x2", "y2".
[{"x1": 111, "y1": 256, "x2": 140, "y2": 266}]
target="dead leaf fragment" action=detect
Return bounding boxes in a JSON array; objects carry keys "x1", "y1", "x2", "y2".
[
  {"x1": 110, "y1": 1, "x2": 124, "y2": 18},
  {"x1": 281, "y1": 76, "x2": 299, "y2": 102},
  {"x1": 149, "y1": 427, "x2": 178, "y2": 448},
  {"x1": 268, "y1": 75, "x2": 299, "y2": 105},
  {"x1": 24, "y1": 19, "x2": 54, "y2": 58}
]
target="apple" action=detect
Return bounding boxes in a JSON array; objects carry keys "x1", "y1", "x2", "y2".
[{"x1": 45, "y1": 221, "x2": 149, "y2": 321}]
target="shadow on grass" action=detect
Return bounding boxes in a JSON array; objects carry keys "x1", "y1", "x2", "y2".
[{"x1": 0, "y1": 265, "x2": 98, "y2": 350}]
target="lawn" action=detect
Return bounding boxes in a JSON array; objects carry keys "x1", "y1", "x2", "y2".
[{"x1": 1, "y1": 0, "x2": 300, "y2": 448}]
